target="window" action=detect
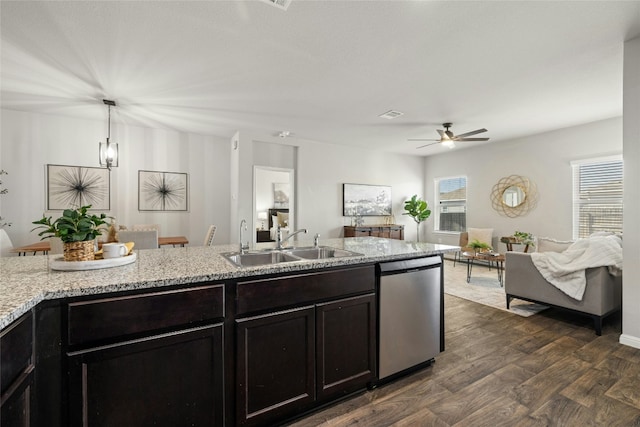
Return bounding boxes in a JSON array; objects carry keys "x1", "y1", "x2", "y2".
[
  {"x1": 435, "y1": 176, "x2": 466, "y2": 232},
  {"x1": 572, "y1": 156, "x2": 623, "y2": 239}
]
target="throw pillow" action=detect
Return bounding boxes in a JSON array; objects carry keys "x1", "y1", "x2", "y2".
[
  {"x1": 467, "y1": 228, "x2": 493, "y2": 248},
  {"x1": 277, "y1": 212, "x2": 289, "y2": 227},
  {"x1": 536, "y1": 237, "x2": 573, "y2": 253}
]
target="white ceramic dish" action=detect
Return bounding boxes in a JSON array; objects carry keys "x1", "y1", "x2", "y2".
[{"x1": 50, "y1": 252, "x2": 137, "y2": 271}]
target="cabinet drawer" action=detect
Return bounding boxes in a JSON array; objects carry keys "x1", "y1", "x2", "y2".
[
  {"x1": 237, "y1": 266, "x2": 375, "y2": 316},
  {"x1": 68, "y1": 284, "x2": 224, "y2": 347},
  {"x1": 1, "y1": 312, "x2": 33, "y2": 395}
]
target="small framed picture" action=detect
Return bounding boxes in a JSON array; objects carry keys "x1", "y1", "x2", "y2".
[
  {"x1": 47, "y1": 164, "x2": 110, "y2": 211},
  {"x1": 273, "y1": 182, "x2": 290, "y2": 208},
  {"x1": 138, "y1": 170, "x2": 188, "y2": 211}
]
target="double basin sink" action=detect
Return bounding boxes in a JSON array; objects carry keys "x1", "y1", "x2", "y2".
[{"x1": 222, "y1": 246, "x2": 363, "y2": 268}]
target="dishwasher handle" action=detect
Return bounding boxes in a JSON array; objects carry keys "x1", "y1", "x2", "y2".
[{"x1": 377, "y1": 255, "x2": 441, "y2": 275}]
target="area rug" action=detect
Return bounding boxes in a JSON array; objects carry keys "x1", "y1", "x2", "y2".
[{"x1": 443, "y1": 260, "x2": 548, "y2": 317}]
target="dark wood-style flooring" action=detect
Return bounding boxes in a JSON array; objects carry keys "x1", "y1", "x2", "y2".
[{"x1": 287, "y1": 288, "x2": 640, "y2": 426}]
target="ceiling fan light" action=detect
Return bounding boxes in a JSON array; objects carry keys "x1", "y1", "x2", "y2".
[{"x1": 442, "y1": 139, "x2": 455, "y2": 149}]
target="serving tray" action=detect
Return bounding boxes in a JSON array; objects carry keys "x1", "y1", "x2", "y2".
[{"x1": 50, "y1": 252, "x2": 137, "y2": 271}]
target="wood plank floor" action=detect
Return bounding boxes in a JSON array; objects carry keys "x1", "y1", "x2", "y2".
[{"x1": 286, "y1": 287, "x2": 640, "y2": 426}]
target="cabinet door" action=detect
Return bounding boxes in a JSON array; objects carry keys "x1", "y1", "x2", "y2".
[
  {"x1": 68, "y1": 324, "x2": 224, "y2": 427},
  {"x1": 377, "y1": 226, "x2": 391, "y2": 238},
  {"x1": 236, "y1": 306, "x2": 315, "y2": 427},
  {"x1": 1, "y1": 312, "x2": 34, "y2": 427},
  {"x1": 389, "y1": 227, "x2": 403, "y2": 240},
  {"x1": 316, "y1": 294, "x2": 376, "y2": 401}
]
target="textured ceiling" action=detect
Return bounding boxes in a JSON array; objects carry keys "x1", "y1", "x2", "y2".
[{"x1": 2, "y1": 1, "x2": 639, "y2": 155}]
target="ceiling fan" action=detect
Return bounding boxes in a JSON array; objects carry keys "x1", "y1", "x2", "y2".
[{"x1": 409, "y1": 123, "x2": 489, "y2": 149}]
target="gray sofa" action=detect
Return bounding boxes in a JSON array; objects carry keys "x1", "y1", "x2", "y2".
[{"x1": 504, "y1": 251, "x2": 622, "y2": 335}]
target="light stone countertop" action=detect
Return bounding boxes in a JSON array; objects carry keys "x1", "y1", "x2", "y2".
[{"x1": 0, "y1": 237, "x2": 459, "y2": 331}]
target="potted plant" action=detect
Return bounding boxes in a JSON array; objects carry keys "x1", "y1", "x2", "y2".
[
  {"x1": 403, "y1": 195, "x2": 431, "y2": 242},
  {"x1": 513, "y1": 230, "x2": 535, "y2": 247},
  {"x1": 32, "y1": 205, "x2": 108, "y2": 261},
  {"x1": 468, "y1": 239, "x2": 492, "y2": 254}
]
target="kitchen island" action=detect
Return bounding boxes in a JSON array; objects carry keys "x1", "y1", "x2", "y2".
[{"x1": 1, "y1": 237, "x2": 458, "y2": 427}]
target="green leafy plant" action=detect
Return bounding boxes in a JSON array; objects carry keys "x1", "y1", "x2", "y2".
[
  {"x1": 513, "y1": 230, "x2": 535, "y2": 247},
  {"x1": 469, "y1": 239, "x2": 492, "y2": 252},
  {"x1": 403, "y1": 195, "x2": 431, "y2": 242},
  {"x1": 32, "y1": 205, "x2": 108, "y2": 243}
]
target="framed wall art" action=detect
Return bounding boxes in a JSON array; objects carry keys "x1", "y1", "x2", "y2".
[
  {"x1": 273, "y1": 182, "x2": 290, "y2": 209},
  {"x1": 47, "y1": 164, "x2": 110, "y2": 211},
  {"x1": 138, "y1": 170, "x2": 188, "y2": 212},
  {"x1": 343, "y1": 183, "x2": 392, "y2": 216}
]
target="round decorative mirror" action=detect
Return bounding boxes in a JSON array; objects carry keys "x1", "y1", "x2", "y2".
[
  {"x1": 491, "y1": 175, "x2": 537, "y2": 217},
  {"x1": 502, "y1": 185, "x2": 526, "y2": 207}
]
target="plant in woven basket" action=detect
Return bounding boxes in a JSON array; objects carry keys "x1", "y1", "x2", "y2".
[{"x1": 32, "y1": 205, "x2": 108, "y2": 261}]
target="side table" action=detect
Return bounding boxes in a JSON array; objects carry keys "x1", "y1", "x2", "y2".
[
  {"x1": 501, "y1": 236, "x2": 530, "y2": 253},
  {"x1": 256, "y1": 229, "x2": 273, "y2": 243}
]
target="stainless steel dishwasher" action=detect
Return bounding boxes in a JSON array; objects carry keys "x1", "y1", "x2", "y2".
[{"x1": 377, "y1": 255, "x2": 443, "y2": 381}]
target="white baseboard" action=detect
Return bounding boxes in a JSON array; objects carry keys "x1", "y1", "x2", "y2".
[{"x1": 619, "y1": 334, "x2": 640, "y2": 349}]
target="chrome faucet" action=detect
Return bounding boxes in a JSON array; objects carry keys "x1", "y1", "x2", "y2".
[
  {"x1": 275, "y1": 224, "x2": 307, "y2": 249},
  {"x1": 239, "y1": 219, "x2": 249, "y2": 254}
]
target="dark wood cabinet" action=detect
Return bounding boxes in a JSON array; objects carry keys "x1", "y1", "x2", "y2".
[
  {"x1": 344, "y1": 225, "x2": 404, "y2": 240},
  {"x1": 235, "y1": 267, "x2": 376, "y2": 426},
  {"x1": 1, "y1": 312, "x2": 34, "y2": 427},
  {"x1": 68, "y1": 324, "x2": 224, "y2": 427},
  {"x1": 236, "y1": 307, "x2": 316, "y2": 427},
  {"x1": 65, "y1": 283, "x2": 226, "y2": 427},
  {"x1": 316, "y1": 294, "x2": 376, "y2": 401}
]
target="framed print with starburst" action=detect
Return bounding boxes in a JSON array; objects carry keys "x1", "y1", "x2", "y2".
[
  {"x1": 47, "y1": 164, "x2": 110, "y2": 211},
  {"x1": 138, "y1": 170, "x2": 188, "y2": 211}
]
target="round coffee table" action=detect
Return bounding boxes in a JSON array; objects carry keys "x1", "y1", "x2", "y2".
[{"x1": 461, "y1": 251, "x2": 506, "y2": 286}]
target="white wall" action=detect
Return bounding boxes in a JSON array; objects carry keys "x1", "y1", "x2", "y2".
[
  {"x1": 296, "y1": 140, "x2": 425, "y2": 242},
  {"x1": 621, "y1": 36, "x2": 640, "y2": 348},
  {"x1": 0, "y1": 109, "x2": 231, "y2": 247},
  {"x1": 424, "y1": 117, "x2": 623, "y2": 249},
  {"x1": 233, "y1": 132, "x2": 425, "y2": 244}
]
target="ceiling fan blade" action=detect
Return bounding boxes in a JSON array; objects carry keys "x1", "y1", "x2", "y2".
[
  {"x1": 408, "y1": 138, "x2": 439, "y2": 142},
  {"x1": 415, "y1": 142, "x2": 440, "y2": 149},
  {"x1": 436, "y1": 129, "x2": 445, "y2": 138},
  {"x1": 456, "y1": 137, "x2": 490, "y2": 142},
  {"x1": 453, "y1": 128, "x2": 487, "y2": 139}
]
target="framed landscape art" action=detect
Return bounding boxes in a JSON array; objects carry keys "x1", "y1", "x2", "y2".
[{"x1": 343, "y1": 183, "x2": 392, "y2": 216}]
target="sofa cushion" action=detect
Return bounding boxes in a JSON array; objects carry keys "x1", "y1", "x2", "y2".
[{"x1": 536, "y1": 237, "x2": 573, "y2": 253}]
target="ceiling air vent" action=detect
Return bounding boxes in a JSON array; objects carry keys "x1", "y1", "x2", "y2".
[
  {"x1": 260, "y1": 0, "x2": 292, "y2": 10},
  {"x1": 379, "y1": 110, "x2": 404, "y2": 120}
]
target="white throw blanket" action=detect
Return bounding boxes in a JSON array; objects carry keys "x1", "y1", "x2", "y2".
[{"x1": 530, "y1": 235, "x2": 622, "y2": 301}]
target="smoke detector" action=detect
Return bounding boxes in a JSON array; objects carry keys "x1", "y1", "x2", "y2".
[
  {"x1": 260, "y1": 0, "x2": 292, "y2": 10},
  {"x1": 278, "y1": 131, "x2": 292, "y2": 138}
]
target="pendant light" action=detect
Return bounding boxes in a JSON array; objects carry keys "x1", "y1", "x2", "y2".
[{"x1": 98, "y1": 99, "x2": 118, "y2": 170}]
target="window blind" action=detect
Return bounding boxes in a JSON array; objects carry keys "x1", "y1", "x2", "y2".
[
  {"x1": 572, "y1": 157, "x2": 623, "y2": 239},
  {"x1": 435, "y1": 176, "x2": 467, "y2": 232}
]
